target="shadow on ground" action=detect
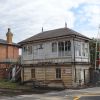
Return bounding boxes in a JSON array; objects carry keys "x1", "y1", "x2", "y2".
[{"x1": 0, "y1": 87, "x2": 65, "y2": 97}]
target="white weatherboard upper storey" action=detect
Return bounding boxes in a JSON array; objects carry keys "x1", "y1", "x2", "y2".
[{"x1": 21, "y1": 39, "x2": 90, "y2": 64}]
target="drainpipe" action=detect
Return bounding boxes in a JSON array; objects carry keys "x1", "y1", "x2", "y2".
[
  {"x1": 22, "y1": 65, "x2": 24, "y2": 83},
  {"x1": 73, "y1": 36, "x2": 76, "y2": 82}
]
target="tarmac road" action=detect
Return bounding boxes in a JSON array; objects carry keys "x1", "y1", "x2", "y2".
[
  {"x1": 1, "y1": 87, "x2": 100, "y2": 100},
  {"x1": 80, "y1": 96, "x2": 100, "y2": 100},
  {"x1": 0, "y1": 94, "x2": 67, "y2": 100}
]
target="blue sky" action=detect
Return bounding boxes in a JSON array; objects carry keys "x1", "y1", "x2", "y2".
[{"x1": 0, "y1": 0, "x2": 100, "y2": 43}]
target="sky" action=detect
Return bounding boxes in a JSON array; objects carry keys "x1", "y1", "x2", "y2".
[{"x1": 0, "y1": 0, "x2": 100, "y2": 43}]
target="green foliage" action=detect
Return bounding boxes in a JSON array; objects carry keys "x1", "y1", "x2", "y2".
[
  {"x1": 0, "y1": 79, "x2": 17, "y2": 89},
  {"x1": 89, "y1": 38, "x2": 100, "y2": 67},
  {"x1": 89, "y1": 38, "x2": 96, "y2": 66}
]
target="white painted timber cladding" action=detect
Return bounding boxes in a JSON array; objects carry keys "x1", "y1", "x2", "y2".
[
  {"x1": 75, "y1": 65, "x2": 90, "y2": 85},
  {"x1": 22, "y1": 39, "x2": 90, "y2": 64},
  {"x1": 75, "y1": 41, "x2": 90, "y2": 62}
]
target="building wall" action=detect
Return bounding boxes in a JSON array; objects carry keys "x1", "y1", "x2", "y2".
[
  {"x1": 21, "y1": 65, "x2": 73, "y2": 87},
  {"x1": 13, "y1": 47, "x2": 19, "y2": 59},
  {"x1": 21, "y1": 37, "x2": 90, "y2": 88},
  {"x1": 74, "y1": 40, "x2": 90, "y2": 63},
  {"x1": 0, "y1": 69, "x2": 6, "y2": 78},
  {"x1": 0, "y1": 45, "x2": 6, "y2": 61},
  {"x1": 8, "y1": 46, "x2": 14, "y2": 59},
  {"x1": 7, "y1": 46, "x2": 19, "y2": 59},
  {"x1": 0, "y1": 44, "x2": 19, "y2": 62},
  {"x1": 21, "y1": 38, "x2": 90, "y2": 64},
  {"x1": 0, "y1": 44, "x2": 19, "y2": 78},
  {"x1": 22, "y1": 39, "x2": 72, "y2": 62},
  {"x1": 73, "y1": 65, "x2": 90, "y2": 86}
]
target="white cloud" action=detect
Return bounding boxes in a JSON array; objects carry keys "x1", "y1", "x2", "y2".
[{"x1": 0, "y1": 0, "x2": 99, "y2": 42}]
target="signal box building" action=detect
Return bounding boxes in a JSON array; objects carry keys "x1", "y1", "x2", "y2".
[{"x1": 19, "y1": 27, "x2": 91, "y2": 88}]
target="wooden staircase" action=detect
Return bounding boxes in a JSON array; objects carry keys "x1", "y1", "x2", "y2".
[
  {"x1": 14, "y1": 66, "x2": 21, "y2": 82},
  {"x1": 8, "y1": 65, "x2": 21, "y2": 82}
]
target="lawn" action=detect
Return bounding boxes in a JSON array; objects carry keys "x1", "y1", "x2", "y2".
[
  {"x1": 0, "y1": 79, "x2": 18, "y2": 89},
  {"x1": 0, "y1": 79, "x2": 32, "y2": 90}
]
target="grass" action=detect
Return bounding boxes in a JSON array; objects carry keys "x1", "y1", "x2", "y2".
[
  {"x1": 0, "y1": 79, "x2": 33, "y2": 90},
  {"x1": 0, "y1": 79, "x2": 18, "y2": 89}
]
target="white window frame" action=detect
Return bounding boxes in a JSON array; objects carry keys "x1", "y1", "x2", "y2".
[{"x1": 52, "y1": 42, "x2": 57, "y2": 52}]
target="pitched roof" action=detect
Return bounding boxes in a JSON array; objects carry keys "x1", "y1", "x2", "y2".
[
  {"x1": 0, "y1": 39, "x2": 20, "y2": 47},
  {"x1": 19, "y1": 27, "x2": 90, "y2": 44}
]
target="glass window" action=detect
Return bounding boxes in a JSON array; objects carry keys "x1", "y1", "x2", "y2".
[
  {"x1": 76, "y1": 42, "x2": 81, "y2": 56},
  {"x1": 65, "y1": 41, "x2": 71, "y2": 51},
  {"x1": 38, "y1": 44, "x2": 43, "y2": 49},
  {"x1": 28, "y1": 46, "x2": 32, "y2": 54},
  {"x1": 85, "y1": 44, "x2": 88, "y2": 57},
  {"x1": 85, "y1": 48, "x2": 88, "y2": 56},
  {"x1": 31, "y1": 69, "x2": 35, "y2": 78},
  {"x1": 56, "y1": 68, "x2": 61, "y2": 79},
  {"x1": 23, "y1": 46, "x2": 27, "y2": 52},
  {"x1": 52, "y1": 42, "x2": 57, "y2": 52},
  {"x1": 58, "y1": 42, "x2": 64, "y2": 52},
  {"x1": 68, "y1": 41, "x2": 71, "y2": 51},
  {"x1": 78, "y1": 45, "x2": 81, "y2": 56},
  {"x1": 82, "y1": 43, "x2": 85, "y2": 56}
]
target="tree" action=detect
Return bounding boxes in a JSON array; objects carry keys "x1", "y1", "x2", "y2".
[
  {"x1": 89, "y1": 38, "x2": 100, "y2": 68},
  {"x1": 89, "y1": 38, "x2": 100, "y2": 84}
]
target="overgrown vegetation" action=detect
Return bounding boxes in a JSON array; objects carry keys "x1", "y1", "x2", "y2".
[
  {"x1": 0, "y1": 79, "x2": 17, "y2": 89},
  {"x1": 0, "y1": 79, "x2": 32, "y2": 90},
  {"x1": 89, "y1": 38, "x2": 96, "y2": 67},
  {"x1": 89, "y1": 38, "x2": 100, "y2": 68}
]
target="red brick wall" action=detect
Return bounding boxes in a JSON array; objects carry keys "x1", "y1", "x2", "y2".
[
  {"x1": 0, "y1": 45, "x2": 6, "y2": 61},
  {"x1": 13, "y1": 47, "x2": 19, "y2": 59},
  {"x1": 0, "y1": 69, "x2": 7, "y2": 78},
  {"x1": 0, "y1": 44, "x2": 19, "y2": 78},
  {"x1": 0, "y1": 44, "x2": 19, "y2": 60},
  {"x1": 7, "y1": 46, "x2": 14, "y2": 59}
]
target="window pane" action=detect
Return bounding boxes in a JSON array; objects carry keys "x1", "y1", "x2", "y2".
[
  {"x1": 39, "y1": 44, "x2": 43, "y2": 49},
  {"x1": 58, "y1": 42, "x2": 64, "y2": 52},
  {"x1": 56, "y1": 68, "x2": 61, "y2": 79},
  {"x1": 28, "y1": 46, "x2": 32, "y2": 54},
  {"x1": 82, "y1": 43, "x2": 85, "y2": 56},
  {"x1": 76, "y1": 42, "x2": 81, "y2": 56},
  {"x1": 23, "y1": 46, "x2": 27, "y2": 52},
  {"x1": 68, "y1": 41, "x2": 71, "y2": 51},
  {"x1": 31, "y1": 69, "x2": 35, "y2": 78},
  {"x1": 52, "y1": 42, "x2": 57, "y2": 52},
  {"x1": 65, "y1": 41, "x2": 68, "y2": 51},
  {"x1": 65, "y1": 41, "x2": 71, "y2": 51},
  {"x1": 23, "y1": 47, "x2": 26, "y2": 52}
]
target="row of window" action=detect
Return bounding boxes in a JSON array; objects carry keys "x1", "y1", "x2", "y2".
[
  {"x1": 23, "y1": 46, "x2": 32, "y2": 54},
  {"x1": 52, "y1": 41, "x2": 71, "y2": 52},
  {"x1": 23, "y1": 41, "x2": 71, "y2": 54},
  {"x1": 31, "y1": 68, "x2": 61, "y2": 79},
  {"x1": 76, "y1": 42, "x2": 88, "y2": 57},
  {"x1": 23, "y1": 44, "x2": 43, "y2": 54},
  {"x1": 23, "y1": 41, "x2": 88, "y2": 57}
]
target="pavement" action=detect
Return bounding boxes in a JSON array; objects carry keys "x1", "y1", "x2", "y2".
[{"x1": 0, "y1": 87, "x2": 100, "y2": 100}]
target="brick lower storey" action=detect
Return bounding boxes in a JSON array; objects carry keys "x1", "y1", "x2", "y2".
[{"x1": 0, "y1": 68, "x2": 7, "y2": 79}]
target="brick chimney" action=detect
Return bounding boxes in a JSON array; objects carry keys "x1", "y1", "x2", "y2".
[{"x1": 6, "y1": 28, "x2": 13, "y2": 44}]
